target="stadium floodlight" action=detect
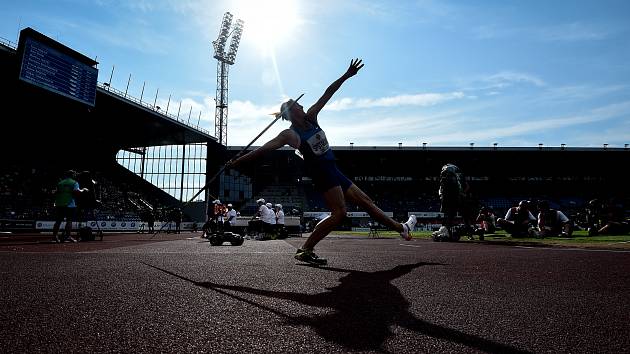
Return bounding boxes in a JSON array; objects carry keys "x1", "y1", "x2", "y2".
[
  {"x1": 213, "y1": 12, "x2": 233, "y2": 60},
  {"x1": 225, "y1": 19, "x2": 244, "y2": 65},
  {"x1": 212, "y1": 12, "x2": 245, "y2": 146}
]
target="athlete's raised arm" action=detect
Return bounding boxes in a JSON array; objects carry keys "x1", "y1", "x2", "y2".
[{"x1": 306, "y1": 58, "x2": 364, "y2": 121}]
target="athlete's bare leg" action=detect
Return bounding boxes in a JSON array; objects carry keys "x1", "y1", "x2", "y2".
[
  {"x1": 302, "y1": 186, "x2": 346, "y2": 250},
  {"x1": 345, "y1": 184, "x2": 404, "y2": 233}
]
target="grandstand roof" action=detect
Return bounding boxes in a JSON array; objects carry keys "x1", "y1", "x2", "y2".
[{"x1": 0, "y1": 31, "x2": 219, "y2": 158}]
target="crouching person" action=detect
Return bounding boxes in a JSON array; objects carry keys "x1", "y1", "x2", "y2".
[
  {"x1": 497, "y1": 200, "x2": 537, "y2": 238},
  {"x1": 537, "y1": 200, "x2": 573, "y2": 238}
]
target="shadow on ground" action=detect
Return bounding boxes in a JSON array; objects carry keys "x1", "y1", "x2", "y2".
[{"x1": 144, "y1": 262, "x2": 530, "y2": 353}]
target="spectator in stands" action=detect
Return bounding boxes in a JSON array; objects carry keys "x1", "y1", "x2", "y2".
[
  {"x1": 52, "y1": 170, "x2": 84, "y2": 243},
  {"x1": 475, "y1": 206, "x2": 496, "y2": 237},
  {"x1": 496, "y1": 200, "x2": 537, "y2": 238},
  {"x1": 433, "y1": 163, "x2": 472, "y2": 241},
  {"x1": 228, "y1": 59, "x2": 417, "y2": 265},
  {"x1": 225, "y1": 203, "x2": 237, "y2": 232},
  {"x1": 536, "y1": 200, "x2": 573, "y2": 238}
]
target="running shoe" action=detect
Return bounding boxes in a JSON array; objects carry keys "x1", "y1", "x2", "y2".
[
  {"x1": 400, "y1": 215, "x2": 417, "y2": 241},
  {"x1": 295, "y1": 248, "x2": 327, "y2": 266}
]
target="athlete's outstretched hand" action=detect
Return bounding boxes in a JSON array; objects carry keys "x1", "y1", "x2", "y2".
[{"x1": 345, "y1": 58, "x2": 364, "y2": 78}]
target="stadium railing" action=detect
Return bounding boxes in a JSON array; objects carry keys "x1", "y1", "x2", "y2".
[
  {"x1": 0, "y1": 37, "x2": 17, "y2": 49},
  {"x1": 97, "y1": 81, "x2": 212, "y2": 137}
]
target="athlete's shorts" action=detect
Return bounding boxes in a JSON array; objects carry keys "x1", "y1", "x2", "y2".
[
  {"x1": 309, "y1": 160, "x2": 353, "y2": 193},
  {"x1": 54, "y1": 206, "x2": 76, "y2": 222}
]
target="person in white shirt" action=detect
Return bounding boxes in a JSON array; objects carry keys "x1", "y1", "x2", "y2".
[
  {"x1": 496, "y1": 200, "x2": 537, "y2": 238},
  {"x1": 225, "y1": 203, "x2": 237, "y2": 231},
  {"x1": 537, "y1": 200, "x2": 572, "y2": 237},
  {"x1": 275, "y1": 204, "x2": 286, "y2": 237},
  {"x1": 249, "y1": 198, "x2": 269, "y2": 239},
  {"x1": 263, "y1": 202, "x2": 276, "y2": 235},
  {"x1": 275, "y1": 204, "x2": 285, "y2": 227}
]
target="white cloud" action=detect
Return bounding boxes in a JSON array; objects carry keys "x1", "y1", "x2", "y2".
[
  {"x1": 326, "y1": 92, "x2": 466, "y2": 111},
  {"x1": 483, "y1": 71, "x2": 545, "y2": 88},
  {"x1": 157, "y1": 91, "x2": 630, "y2": 147},
  {"x1": 457, "y1": 71, "x2": 546, "y2": 92}
]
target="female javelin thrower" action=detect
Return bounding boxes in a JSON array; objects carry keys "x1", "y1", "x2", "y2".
[{"x1": 229, "y1": 59, "x2": 417, "y2": 265}]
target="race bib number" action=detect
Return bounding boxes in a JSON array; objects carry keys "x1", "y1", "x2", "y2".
[{"x1": 306, "y1": 130, "x2": 330, "y2": 156}]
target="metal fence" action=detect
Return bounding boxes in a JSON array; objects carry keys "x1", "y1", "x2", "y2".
[{"x1": 97, "y1": 82, "x2": 212, "y2": 136}]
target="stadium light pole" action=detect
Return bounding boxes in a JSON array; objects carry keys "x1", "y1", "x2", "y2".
[{"x1": 212, "y1": 12, "x2": 244, "y2": 146}]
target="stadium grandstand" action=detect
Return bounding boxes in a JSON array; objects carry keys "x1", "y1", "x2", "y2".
[
  {"x1": 0, "y1": 28, "x2": 224, "y2": 232},
  {"x1": 1, "y1": 27, "x2": 628, "y2": 234},
  {"x1": 228, "y1": 144, "x2": 630, "y2": 231}
]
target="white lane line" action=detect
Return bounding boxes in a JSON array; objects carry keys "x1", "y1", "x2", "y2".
[
  {"x1": 400, "y1": 244, "x2": 423, "y2": 248},
  {"x1": 607, "y1": 240, "x2": 630, "y2": 245},
  {"x1": 514, "y1": 246, "x2": 630, "y2": 253}
]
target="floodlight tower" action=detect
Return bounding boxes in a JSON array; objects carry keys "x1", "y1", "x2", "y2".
[{"x1": 212, "y1": 12, "x2": 244, "y2": 146}]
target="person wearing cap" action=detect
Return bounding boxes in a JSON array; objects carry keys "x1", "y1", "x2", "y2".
[
  {"x1": 203, "y1": 199, "x2": 223, "y2": 237},
  {"x1": 213, "y1": 200, "x2": 227, "y2": 231},
  {"x1": 225, "y1": 203, "x2": 237, "y2": 231},
  {"x1": 249, "y1": 199, "x2": 267, "y2": 238},
  {"x1": 497, "y1": 200, "x2": 537, "y2": 237},
  {"x1": 263, "y1": 202, "x2": 276, "y2": 237}
]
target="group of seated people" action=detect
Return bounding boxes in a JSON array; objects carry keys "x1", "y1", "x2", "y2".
[
  {"x1": 476, "y1": 198, "x2": 628, "y2": 238},
  {"x1": 493, "y1": 200, "x2": 572, "y2": 238},
  {"x1": 247, "y1": 198, "x2": 286, "y2": 240},
  {"x1": 202, "y1": 199, "x2": 239, "y2": 237}
]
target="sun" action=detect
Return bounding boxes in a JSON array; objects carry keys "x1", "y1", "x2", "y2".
[{"x1": 232, "y1": 0, "x2": 301, "y2": 50}]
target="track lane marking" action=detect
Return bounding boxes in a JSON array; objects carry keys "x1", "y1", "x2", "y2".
[{"x1": 514, "y1": 246, "x2": 630, "y2": 253}]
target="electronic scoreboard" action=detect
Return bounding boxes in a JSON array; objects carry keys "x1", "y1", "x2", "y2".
[{"x1": 17, "y1": 28, "x2": 98, "y2": 106}]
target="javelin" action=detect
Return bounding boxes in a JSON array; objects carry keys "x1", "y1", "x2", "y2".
[{"x1": 184, "y1": 92, "x2": 304, "y2": 205}]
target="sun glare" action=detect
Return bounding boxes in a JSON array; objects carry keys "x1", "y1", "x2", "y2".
[{"x1": 233, "y1": 0, "x2": 301, "y2": 50}]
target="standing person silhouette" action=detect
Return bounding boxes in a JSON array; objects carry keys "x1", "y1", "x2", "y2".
[
  {"x1": 52, "y1": 170, "x2": 84, "y2": 243},
  {"x1": 229, "y1": 59, "x2": 417, "y2": 265}
]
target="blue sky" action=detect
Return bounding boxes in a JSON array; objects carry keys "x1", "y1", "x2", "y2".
[{"x1": 2, "y1": 0, "x2": 630, "y2": 148}]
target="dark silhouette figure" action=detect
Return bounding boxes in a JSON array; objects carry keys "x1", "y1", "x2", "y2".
[{"x1": 144, "y1": 262, "x2": 530, "y2": 353}]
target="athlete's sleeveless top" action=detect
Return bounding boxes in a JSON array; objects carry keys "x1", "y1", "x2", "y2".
[{"x1": 290, "y1": 122, "x2": 335, "y2": 163}]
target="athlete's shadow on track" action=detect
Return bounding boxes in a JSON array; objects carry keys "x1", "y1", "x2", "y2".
[{"x1": 145, "y1": 262, "x2": 529, "y2": 354}]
